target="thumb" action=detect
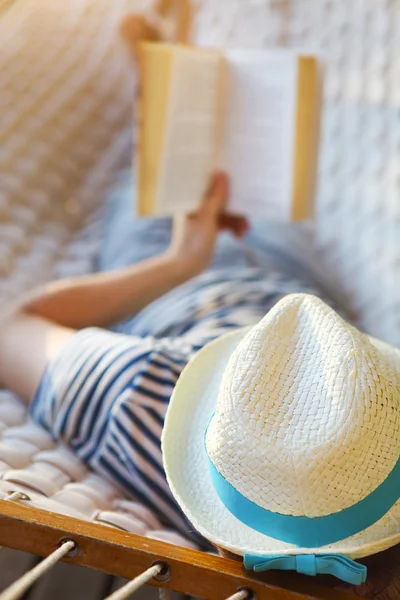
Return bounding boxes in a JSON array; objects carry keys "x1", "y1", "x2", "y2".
[
  {"x1": 201, "y1": 171, "x2": 229, "y2": 216},
  {"x1": 120, "y1": 15, "x2": 160, "y2": 58}
]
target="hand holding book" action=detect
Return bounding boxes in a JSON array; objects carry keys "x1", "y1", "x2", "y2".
[{"x1": 168, "y1": 171, "x2": 249, "y2": 278}]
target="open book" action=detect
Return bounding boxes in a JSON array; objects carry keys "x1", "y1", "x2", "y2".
[{"x1": 136, "y1": 43, "x2": 320, "y2": 221}]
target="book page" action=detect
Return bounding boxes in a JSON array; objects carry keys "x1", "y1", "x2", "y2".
[
  {"x1": 220, "y1": 50, "x2": 298, "y2": 220},
  {"x1": 155, "y1": 47, "x2": 222, "y2": 214}
]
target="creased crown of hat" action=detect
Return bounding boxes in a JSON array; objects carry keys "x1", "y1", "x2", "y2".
[
  {"x1": 163, "y1": 294, "x2": 400, "y2": 580},
  {"x1": 205, "y1": 294, "x2": 400, "y2": 548}
]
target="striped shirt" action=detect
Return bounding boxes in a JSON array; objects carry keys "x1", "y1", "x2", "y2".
[{"x1": 31, "y1": 267, "x2": 326, "y2": 546}]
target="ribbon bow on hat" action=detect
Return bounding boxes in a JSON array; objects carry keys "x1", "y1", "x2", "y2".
[{"x1": 244, "y1": 554, "x2": 367, "y2": 586}]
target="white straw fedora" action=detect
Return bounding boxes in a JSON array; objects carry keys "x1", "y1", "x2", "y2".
[{"x1": 162, "y1": 294, "x2": 400, "y2": 585}]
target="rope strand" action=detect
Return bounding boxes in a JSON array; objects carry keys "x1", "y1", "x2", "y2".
[
  {"x1": 0, "y1": 492, "x2": 246, "y2": 600},
  {"x1": 225, "y1": 590, "x2": 251, "y2": 600},
  {"x1": 4, "y1": 492, "x2": 25, "y2": 502},
  {"x1": 104, "y1": 564, "x2": 163, "y2": 600},
  {"x1": 158, "y1": 588, "x2": 171, "y2": 600},
  {"x1": 0, "y1": 541, "x2": 75, "y2": 600}
]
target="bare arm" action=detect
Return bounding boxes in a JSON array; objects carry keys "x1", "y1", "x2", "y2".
[
  {"x1": 0, "y1": 173, "x2": 247, "y2": 402},
  {"x1": 18, "y1": 6, "x2": 191, "y2": 332},
  {"x1": 21, "y1": 255, "x2": 192, "y2": 330},
  {"x1": 21, "y1": 173, "x2": 247, "y2": 330}
]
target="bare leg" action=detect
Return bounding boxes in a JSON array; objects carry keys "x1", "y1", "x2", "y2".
[{"x1": 0, "y1": 311, "x2": 76, "y2": 404}]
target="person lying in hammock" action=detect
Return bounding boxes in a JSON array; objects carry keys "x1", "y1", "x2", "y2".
[
  {"x1": 0, "y1": 0, "x2": 342, "y2": 547},
  {"x1": 1, "y1": 8, "x2": 399, "y2": 595},
  {"x1": 0, "y1": 169, "x2": 327, "y2": 546}
]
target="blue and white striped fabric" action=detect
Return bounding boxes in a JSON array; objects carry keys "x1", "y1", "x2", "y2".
[{"x1": 31, "y1": 266, "x2": 328, "y2": 546}]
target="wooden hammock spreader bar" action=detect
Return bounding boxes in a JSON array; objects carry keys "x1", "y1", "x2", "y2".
[{"x1": 0, "y1": 500, "x2": 358, "y2": 600}]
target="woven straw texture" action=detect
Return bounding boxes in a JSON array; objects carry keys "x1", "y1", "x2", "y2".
[
  {"x1": 206, "y1": 294, "x2": 400, "y2": 516},
  {"x1": 0, "y1": 0, "x2": 399, "y2": 345},
  {"x1": 163, "y1": 295, "x2": 400, "y2": 558}
]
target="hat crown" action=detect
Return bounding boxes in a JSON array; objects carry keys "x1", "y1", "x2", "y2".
[{"x1": 206, "y1": 294, "x2": 400, "y2": 517}]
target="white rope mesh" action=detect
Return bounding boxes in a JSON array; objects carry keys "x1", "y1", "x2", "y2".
[
  {"x1": 104, "y1": 564, "x2": 163, "y2": 600},
  {"x1": 0, "y1": 540, "x2": 75, "y2": 600}
]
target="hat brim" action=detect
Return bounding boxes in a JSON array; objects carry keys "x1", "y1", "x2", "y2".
[{"x1": 162, "y1": 328, "x2": 400, "y2": 559}]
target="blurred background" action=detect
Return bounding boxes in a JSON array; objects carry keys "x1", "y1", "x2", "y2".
[{"x1": 0, "y1": 0, "x2": 399, "y2": 343}]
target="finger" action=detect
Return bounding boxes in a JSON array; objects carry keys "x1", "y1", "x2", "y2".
[
  {"x1": 201, "y1": 171, "x2": 229, "y2": 216},
  {"x1": 218, "y1": 214, "x2": 250, "y2": 238},
  {"x1": 154, "y1": 0, "x2": 190, "y2": 40}
]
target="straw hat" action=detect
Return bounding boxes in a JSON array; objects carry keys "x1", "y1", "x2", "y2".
[{"x1": 162, "y1": 294, "x2": 400, "y2": 584}]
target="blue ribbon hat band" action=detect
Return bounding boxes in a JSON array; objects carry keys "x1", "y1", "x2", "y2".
[
  {"x1": 206, "y1": 451, "x2": 400, "y2": 584},
  {"x1": 207, "y1": 457, "x2": 400, "y2": 548}
]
